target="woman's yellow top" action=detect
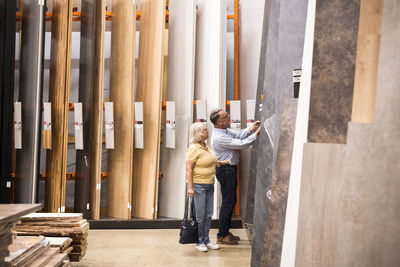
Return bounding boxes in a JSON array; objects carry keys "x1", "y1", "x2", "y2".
[{"x1": 185, "y1": 143, "x2": 217, "y2": 184}]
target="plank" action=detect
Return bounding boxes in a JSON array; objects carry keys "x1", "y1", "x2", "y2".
[
  {"x1": 0, "y1": 204, "x2": 41, "y2": 223},
  {"x1": 158, "y1": 0, "x2": 196, "y2": 219},
  {"x1": 45, "y1": 0, "x2": 73, "y2": 213},
  {"x1": 14, "y1": 0, "x2": 46, "y2": 204},
  {"x1": 132, "y1": 0, "x2": 166, "y2": 219},
  {"x1": 106, "y1": 0, "x2": 136, "y2": 219},
  {"x1": 74, "y1": 0, "x2": 106, "y2": 220},
  {"x1": 29, "y1": 247, "x2": 60, "y2": 267},
  {"x1": 194, "y1": 0, "x2": 227, "y2": 219},
  {"x1": 0, "y1": 0, "x2": 16, "y2": 203},
  {"x1": 250, "y1": 0, "x2": 308, "y2": 265},
  {"x1": 351, "y1": 0, "x2": 383, "y2": 123}
]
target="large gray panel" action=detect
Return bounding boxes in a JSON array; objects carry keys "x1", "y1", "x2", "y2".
[
  {"x1": 261, "y1": 99, "x2": 297, "y2": 266},
  {"x1": 307, "y1": 0, "x2": 360, "y2": 144},
  {"x1": 15, "y1": 0, "x2": 46, "y2": 203},
  {"x1": 250, "y1": 0, "x2": 308, "y2": 266}
]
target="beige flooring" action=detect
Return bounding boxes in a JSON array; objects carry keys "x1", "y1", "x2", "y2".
[{"x1": 71, "y1": 229, "x2": 251, "y2": 267}]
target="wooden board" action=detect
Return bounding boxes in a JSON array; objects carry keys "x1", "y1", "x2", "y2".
[
  {"x1": 106, "y1": 0, "x2": 136, "y2": 219},
  {"x1": 74, "y1": 0, "x2": 106, "y2": 220},
  {"x1": 14, "y1": 0, "x2": 46, "y2": 204},
  {"x1": 158, "y1": 0, "x2": 196, "y2": 219},
  {"x1": 0, "y1": 204, "x2": 41, "y2": 223},
  {"x1": 195, "y1": 0, "x2": 227, "y2": 219},
  {"x1": 132, "y1": 0, "x2": 166, "y2": 219},
  {"x1": 45, "y1": 0, "x2": 73, "y2": 213},
  {"x1": 351, "y1": 0, "x2": 383, "y2": 123},
  {"x1": 0, "y1": 0, "x2": 16, "y2": 203}
]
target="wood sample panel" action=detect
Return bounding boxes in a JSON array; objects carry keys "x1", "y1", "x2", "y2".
[
  {"x1": 45, "y1": 0, "x2": 72, "y2": 213},
  {"x1": 75, "y1": 0, "x2": 105, "y2": 220},
  {"x1": 106, "y1": 0, "x2": 136, "y2": 219},
  {"x1": 351, "y1": 0, "x2": 383, "y2": 123},
  {"x1": 14, "y1": 0, "x2": 46, "y2": 204},
  {"x1": 133, "y1": 0, "x2": 166, "y2": 219}
]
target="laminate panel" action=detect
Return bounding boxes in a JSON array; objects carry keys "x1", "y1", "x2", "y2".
[
  {"x1": 336, "y1": 2, "x2": 400, "y2": 265},
  {"x1": 295, "y1": 143, "x2": 346, "y2": 266},
  {"x1": 132, "y1": 0, "x2": 165, "y2": 219},
  {"x1": 195, "y1": 0, "x2": 227, "y2": 219},
  {"x1": 74, "y1": 0, "x2": 105, "y2": 220},
  {"x1": 15, "y1": 0, "x2": 46, "y2": 204},
  {"x1": 280, "y1": 0, "x2": 316, "y2": 265},
  {"x1": 351, "y1": 0, "x2": 383, "y2": 123},
  {"x1": 244, "y1": 0, "x2": 272, "y2": 226},
  {"x1": 250, "y1": 0, "x2": 308, "y2": 265},
  {"x1": 261, "y1": 99, "x2": 297, "y2": 266},
  {"x1": 159, "y1": 0, "x2": 196, "y2": 219},
  {"x1": 107, "y1": 0, "x2": 135, "y2": 219},
  {"x1": 45, "y1": 0, "x2": 72, "y2": 212},
  {"x1": 0, "y1": 0, "x2": 16, "y2": 203},
  {"x1": 307, "y1": 0, "x2": 360, "y2": 144}
]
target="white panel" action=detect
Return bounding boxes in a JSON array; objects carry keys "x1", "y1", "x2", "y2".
[
  {"x1": 14, "y1": 102, "x2": 22, "y2": 149},
  {"x1": 104, "y1": 102, "x2": 114, "y2": 149},
  {"x1": 165, "y1": 101, "x2": 176, "y2": 148},
  {"x1": 246, "y1": 99, "x2": 256, "y2": 128},
  {"x1": 134, "y1": 102, "x2": 144, "y2": 149},
  {"x1": 195, "y1": 100, "x2": 207, "y2": 125},
  {"x1": 280, "y1": 0, "x2": 316, "y2": 266},
  {"x1": 229, "y1": 100, "x2": 241, "y2": 131},
  {"x1": 74, "y1": 102, "x2": 83, "y2": 150}
]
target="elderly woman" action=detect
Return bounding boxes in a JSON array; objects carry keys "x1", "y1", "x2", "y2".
[{"x1": 186, "y1": 122, "x2": 230, "y2": 252}]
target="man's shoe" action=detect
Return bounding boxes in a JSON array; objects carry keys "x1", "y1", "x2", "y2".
[
  {"x1": 229, "y1": 232, "x2": 240, "y2": 241},
  {"x1": 206, "y1": 242, "x2": 220, "y2": 250},
  {"x1": 195, "y1": 243, "x2": 208, "y2": 252},
  {"x1": 216, "y1": 234, "x2": 239, "y2": 245}
]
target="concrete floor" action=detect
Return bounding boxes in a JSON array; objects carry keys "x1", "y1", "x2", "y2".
[{"x1": 71, "y1": 229, "x2": 251, "y2": 267}]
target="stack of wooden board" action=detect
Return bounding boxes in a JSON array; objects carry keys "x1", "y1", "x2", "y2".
[
  {"x1": 14, "y1": 213, "x2": 88, "y2": 262},
  {"x1": 0, "y1": 204, "x2": 42, "y2": 266},
  {"x1": 5, "y1": 236, "x2": 71, "y2": 267}
]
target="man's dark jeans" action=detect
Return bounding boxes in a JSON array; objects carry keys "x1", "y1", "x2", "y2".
[{"x1": 216, "y1": 165, "x2": 237, "y2": 239}]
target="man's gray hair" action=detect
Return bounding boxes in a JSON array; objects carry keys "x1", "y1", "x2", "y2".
[
  {"x1": 189, "y1": 122, "x2": 207, "y2": 144},
  {"x1": 210, "y1": 109, "x2": 222, "y2": 125}
]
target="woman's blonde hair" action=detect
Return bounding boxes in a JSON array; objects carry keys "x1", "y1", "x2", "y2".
[{"x1": 189, "y1": 122, "x2": 207, "y2": 144}]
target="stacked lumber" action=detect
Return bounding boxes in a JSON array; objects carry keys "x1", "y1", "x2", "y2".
[
  {"x1": 0, "y1": 204, "x2": 42, "y2": 266},
  {"x1": 5, "y1": 236, "x2": 71, "y2": 267},
  {"x1": 14, "y1": 213, "x2": 88, "y2": 262}
]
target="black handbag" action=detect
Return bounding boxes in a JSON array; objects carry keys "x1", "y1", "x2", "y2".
[{"x1": 179, "y1": 195, "x2": 198, "y2": 244}]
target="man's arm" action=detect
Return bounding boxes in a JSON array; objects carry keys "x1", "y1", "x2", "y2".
[
  {"x1": 227, "y1": 121, "x2": 261, "y2": 140},
  {"x1": 215, "y1": 132, "x2": 258, "y2": 150}
]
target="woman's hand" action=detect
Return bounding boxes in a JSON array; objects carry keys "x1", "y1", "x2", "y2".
[
  {"x1": 188, "y1": 187, "x2": 195, "y2": 197},
  {"x1": 218, "y1": 160, "x2": 231, "y2": 165}
]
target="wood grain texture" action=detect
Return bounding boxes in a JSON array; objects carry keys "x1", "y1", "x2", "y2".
[
  {"x1": 45, "y1": 0, "x2": 72, "y2": 212},
  {"x1": 133, "y1": 0, "x2": 166, "y2": 219},
  {"x1": 74, "y1": 0, "x2": 105, "y2": 220},
  {"x1": 106, "y1": 0, "x2": 136, "y2": 219},
  {"x1": 351, "y1": 0, "x2": 383, "y2": 123}
]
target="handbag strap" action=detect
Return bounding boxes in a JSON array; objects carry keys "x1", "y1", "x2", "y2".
[{"x1": 183, "y1": 194, "x2": 194, "y2": 220}]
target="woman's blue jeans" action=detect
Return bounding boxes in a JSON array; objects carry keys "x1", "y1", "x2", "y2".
[{"x1": 193, "y1": 183, "x2": 214, "y2": 245}]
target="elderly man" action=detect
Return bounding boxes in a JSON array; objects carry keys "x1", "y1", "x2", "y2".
[{"x1": 210, "y1": 109, "x2": 260, "y2": 245}]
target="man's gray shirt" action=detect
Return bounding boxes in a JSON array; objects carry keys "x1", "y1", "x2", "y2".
[{"x1": 211, "y1": 127, "x2": 257, "y2": 165}]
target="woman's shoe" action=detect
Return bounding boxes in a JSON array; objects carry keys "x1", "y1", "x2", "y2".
[
  {"x1": 195, "y1": 243, "x2": 208, "y2": 252},
  {"x1": 206, "y1": 242, "x2": 220, "y2": 250}
]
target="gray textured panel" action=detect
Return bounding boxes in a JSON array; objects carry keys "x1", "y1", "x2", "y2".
[
  {"x1": 307, "y1": 0, "x2": 360, "y2": 144},
  {"x1": 336, "y1": 1, "x2": 400, "y2": 266},
  {"x1": 15, "y1": 0, "x2": 45, "y2": 203},
  {"x1": 251, "y1": 0, "x2": 307, "y2": 266},
  {"x1": 262, "y1": 99, "x2": 297, "y2": 266},
  {"x1": 245, "y1": 0, "x2": 272, "y2": 226}
]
